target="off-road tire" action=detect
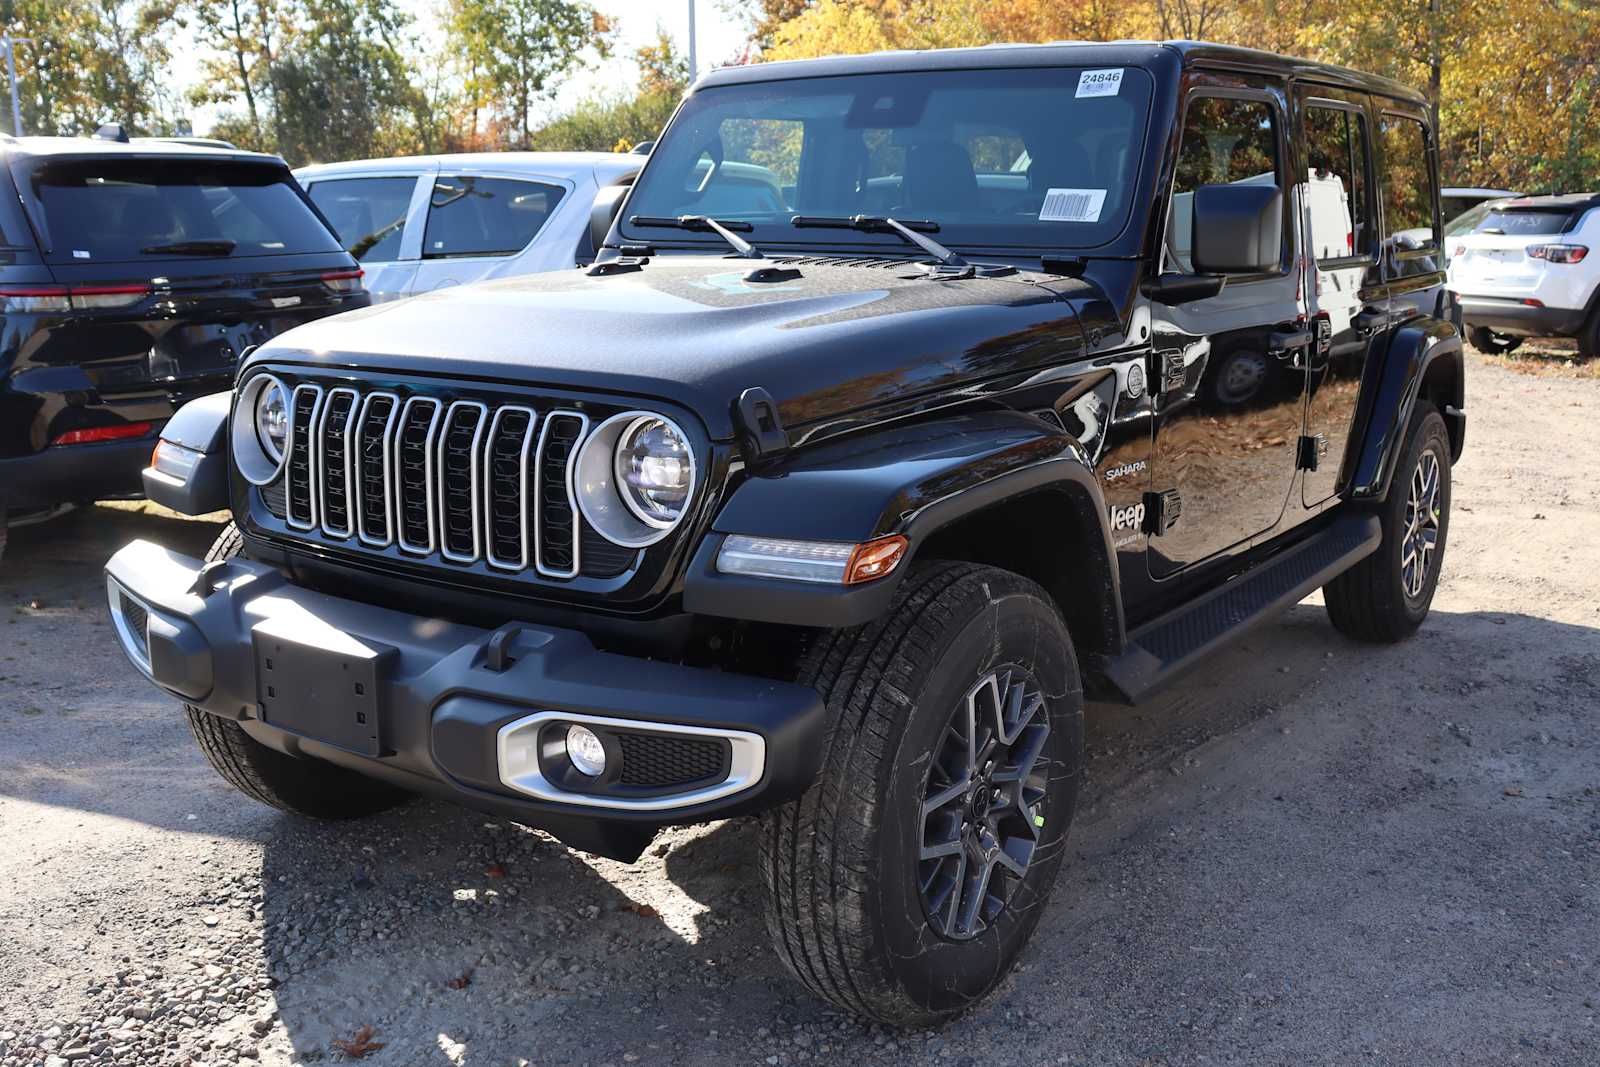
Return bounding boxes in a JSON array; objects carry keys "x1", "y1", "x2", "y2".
[
  {"x1": 184, "y1": 523, "x2": 408, "y2": 819},
  {"x1": 1324, "y1": 407, "x2": 1451, "y2": 643},
  {"x1": 1578, "y1": 307, "x2": 1600, "y2": 361},
  {"x1": 1468, "y1": 325, "x2": 1521, "y2": 355},
  {"x1": 760, "y1": 562, "x2": 1084, "y2": 1026}
]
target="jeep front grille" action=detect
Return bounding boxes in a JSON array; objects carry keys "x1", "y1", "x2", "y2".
[{"x1": 260, "y1": 376, "x2": 638, "y2": 584}]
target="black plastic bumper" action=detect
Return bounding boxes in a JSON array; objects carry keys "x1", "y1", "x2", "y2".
[
  {"x1": 0, "y1": 435, "x2": 156, "y2": 512},
  {"x1": 1458, "y1": 296, "x2": 1587, "y2": 338},
  {"x1": 104, "y1": 539, "x2": 827, "y2": 861}
]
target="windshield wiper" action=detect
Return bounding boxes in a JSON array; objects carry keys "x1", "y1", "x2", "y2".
[
  {"x1": 790, "y1": 215, "x2": 967, "y2": 269},
  {"x1": 141, "y1": 239, "x2": 237, "y2": 256},
  {"x1": 629, "y1": 215, "x2": 763, "y2": 259}
]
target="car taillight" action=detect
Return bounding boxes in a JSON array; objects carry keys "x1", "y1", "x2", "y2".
[
  {"x1": 321, "y1": 269, "x2": 364, "y2": 294},
  {"x1": 1451, "y1": 244, "x2": 1466, "y2": 258},
  {"x1": 51, "y1": 421, "x2": 154, "y2": 446},
  {"x1": 0, "y1": 284, "x2": 151, "y2": 311},
  {"x1": 1528, "y1": 244, "x2": 1588, "y2": 264}
]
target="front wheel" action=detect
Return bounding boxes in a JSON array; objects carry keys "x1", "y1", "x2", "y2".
[
  {"x1": 1324, "y1": 407, "x2": 1451, "y2": 642},
  {"x1": 761, "y1": 562, "x2": 1084, "y2": 1026},
  {"x1": 1468, "y1": 325, "x2": 1521, "y2": 355}
]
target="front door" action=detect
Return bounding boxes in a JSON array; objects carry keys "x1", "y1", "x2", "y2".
[
  {"x1": 1148, "y1": 86, "x2": 1309, "y2": 579},
  {"x1": 1298, "y1": 90, "x2": 1388, "y2": 505}
]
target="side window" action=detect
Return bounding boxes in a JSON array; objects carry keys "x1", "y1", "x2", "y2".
[
  {"x1": 305, "y1": 177, "x2": 415, "y2": 262},
  {"x1": 1166, "y1": 95, "x2": 1281, "y2": 274},
  {"x1": 1303, "y1": 104, "x2": 1371, "y2": 261},
  {"x1": 422, "y1": 176, "x2": 567, "y2": 259},
  {"x1": 1378, "y1": 113, "x2": 1437, "y2": 252}
]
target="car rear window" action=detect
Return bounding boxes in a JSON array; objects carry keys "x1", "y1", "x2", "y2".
[
  {"x1": 1472, "y1": 207, "x2": 1575, "y2": 236},
  {"x1": 20, "y1": 158, "x2": 343, "y2": 264}
]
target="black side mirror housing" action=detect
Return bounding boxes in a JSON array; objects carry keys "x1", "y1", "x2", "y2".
[{"x1": 1192, "y1": 183, "x2": 1282, "y2": 274}]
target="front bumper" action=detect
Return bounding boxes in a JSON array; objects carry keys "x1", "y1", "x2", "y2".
[
  {"x1": 1457, "y1": 295, "x2": 1587, "y2": 338},
  {"x1": 104, "y1": 539, "x2": 827, "y2": 861}
]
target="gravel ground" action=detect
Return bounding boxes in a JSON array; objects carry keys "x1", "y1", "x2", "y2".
[{"x1": 1, "y1": 350, "x2": 1597, "y2": 1067}]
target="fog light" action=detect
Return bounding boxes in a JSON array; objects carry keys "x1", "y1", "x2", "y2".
[{"x1": 565, "y1": 724, "x2": 607, "y2": 777}]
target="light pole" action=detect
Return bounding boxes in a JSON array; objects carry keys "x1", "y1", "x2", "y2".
[
  {"x1": 0, "y1": 35, "x2": 27, "y2": 136},
  {"x1": 687, "y1": 0, "x2": 697, "y2": 81}
]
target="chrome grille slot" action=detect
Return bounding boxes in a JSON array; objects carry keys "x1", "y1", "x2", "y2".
[
  {"x1": 484, "y1": 406, "x2": 537, "y2": 570},
  {"x1": 394, "y1": 397, "x2": 441, "y2": 554},
  {"x1": 354, "y1": 392, "x2": 398, "y2": 546},
  {"x1": 534, "y1": 412, "x2": 589, "y2": 578},
  {"x1": 285, "y1": 385, "x2": 324, "y2": 530},
  {"x1": 438, "y1": 401, "x2": 488, "y2": 563},
  {"x1": 317, "y1": 388, "x2": 359, "y2": 538}
]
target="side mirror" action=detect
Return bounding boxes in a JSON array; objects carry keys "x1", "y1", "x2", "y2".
[
  {"x1": 1192, "y1": 183, "x2": 1282, "y2": 274},
  {"x1": 590, "y1": 182, "x2": 633, "y2": 252}
]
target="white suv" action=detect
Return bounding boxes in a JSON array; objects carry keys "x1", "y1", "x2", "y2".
[{"x1": 1448, "y1": 193, "x2": 1600, "y2": 357}]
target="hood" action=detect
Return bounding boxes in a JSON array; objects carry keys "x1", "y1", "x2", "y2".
[{"x1": 250, "y1": 255, "x2": 1094, "y2": 439}]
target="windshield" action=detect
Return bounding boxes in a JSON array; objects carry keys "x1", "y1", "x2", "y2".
[
  {"x1": 23, "y1": 158, "x2": 343, "y2": 264},
  {"x1": 622, "y1": 66, "x2": 1154, "y2": 252}
]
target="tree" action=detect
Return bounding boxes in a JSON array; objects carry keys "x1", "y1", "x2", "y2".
[
  {"x1": 184, "y1": 0, "x2": 286, "y2": 148},
  {"x1": 445, "y1": 0, "x2": 614, "y2": 148}
]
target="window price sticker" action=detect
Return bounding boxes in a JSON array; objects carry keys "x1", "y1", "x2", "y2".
[
  {"x1": 1039, "y1": 188, "x2": 1107, "y2": 223},
  {"x1": 1076, "y1": 69, "x2": 1124, "y2": 98}
]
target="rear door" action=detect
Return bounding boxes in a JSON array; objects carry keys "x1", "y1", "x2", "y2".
[
  {"x1": 1297, "y1": 88, "x2": 1388, "y2": 506},
  {"x1": 303, "y1": 170, "x2": 430, "y2": 303},
  {"x1": 408, "y1": 171, "x2": 571, "y2": 295}
]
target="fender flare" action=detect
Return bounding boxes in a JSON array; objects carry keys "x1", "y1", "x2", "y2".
[
  {"x1": 683, "y1": 410, "x2": 1123, "y2": 638},
  {"x1": 1346, "y1": 317, "x2": 1464, "y2": 502},
  {"x1": 142, "y1": 391, "x2": 231, "y2": 516}
]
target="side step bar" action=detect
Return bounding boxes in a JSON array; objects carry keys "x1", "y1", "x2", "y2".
[{"x1": 1089, "y1": 513, "x2": 1382, "y2": 705}]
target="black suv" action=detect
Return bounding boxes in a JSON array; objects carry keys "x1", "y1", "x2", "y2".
[
  {"x1": 106, "y1": 42, "x2": 1464, "y2": 1026},
  {"x1": 0, "y1": 136, "x2": 367, "y2": 560}
]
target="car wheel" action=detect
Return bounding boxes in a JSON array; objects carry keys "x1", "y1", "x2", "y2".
[
  {"x1": 185, "y1": 523, "x2": 410, "y2": 820},
  {"x1": 1324, "y1": 407, "x2": 1451, "y2": 643},
  {"x1": 1468, "y1": 325, "x2": 1521, "y2": 355},
  {"x1": 1578, "y1": 308, "x2": 1600, "y2": 361},
  {"x1": 760, "y1": 561, "x2": 1084, "y2": 1026},
  {"x1": 1209, "y1": 347, "x2": 1271, "y2": 406}
]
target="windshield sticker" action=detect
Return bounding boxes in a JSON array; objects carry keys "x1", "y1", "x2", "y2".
[
  {"x1": 1040, "y1": 189, "x2": 1107, "y2": 223},
  {"x1": 72, "y1": 249, "x2": 91, "y2": 259},
  {"x1": 1076, "y1": 69, "x2": 1124, "y2": 98}
]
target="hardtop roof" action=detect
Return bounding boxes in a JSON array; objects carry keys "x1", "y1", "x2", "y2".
[
  {"x1": 0, "y1": 134, "x2": 286, "y2": 168},
  {"x1": 698, "y1": 40, "x2": 1426, "y2": 108}
]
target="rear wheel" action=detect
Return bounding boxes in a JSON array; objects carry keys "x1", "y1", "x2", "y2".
[
  {"x1": 1468, "y1": 325, "x2": 1521, "y2": 355},
  {"x1": 1324, "y1": 408, "x2": 1451, "y2": 643},
  {"x1": 761, "y1": 562, "x2": 1084, "y2": 1026},
  {"x1": 1578, "y1": 308, "x2": 1600, "y2": 361},
  {"x1": 185, "y1": 523, "x2": 408, "y2": 820}
]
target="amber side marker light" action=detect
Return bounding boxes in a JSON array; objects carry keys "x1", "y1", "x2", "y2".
[{"x1": 845, "y1": 535, "x2": 909, "y2": 585}]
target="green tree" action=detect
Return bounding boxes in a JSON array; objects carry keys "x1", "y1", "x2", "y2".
[{"x1": 445, "y1": 0, "x2": 615, "y2": 148}]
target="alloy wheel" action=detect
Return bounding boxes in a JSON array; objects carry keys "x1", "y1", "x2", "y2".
[
  {"x1": 1402, "y1": 446, "x2": 1443, "y2": 600},
  {"x1": 918, "y1": 668, "x2": 1051, "y2": 941}
]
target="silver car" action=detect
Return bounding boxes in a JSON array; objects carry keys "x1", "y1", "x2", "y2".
[{"x1": 294, "y1": 152, "x2": 641, "y2": 302}]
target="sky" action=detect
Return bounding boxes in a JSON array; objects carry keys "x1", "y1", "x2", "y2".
[{"x1": 175, "y1": 0, "x2": 753, "y2": 137}]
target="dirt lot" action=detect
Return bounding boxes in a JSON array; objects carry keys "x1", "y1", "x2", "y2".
[{"x1": 1, "y1": 350, "x2": 1597, "y2": 1067}]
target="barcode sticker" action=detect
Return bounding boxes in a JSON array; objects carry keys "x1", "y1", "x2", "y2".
[
  {"x1": 1039, "y1": 188, "x2": 1106, "y2": 223},
  {"x1": 1076, "y1": 69, "x2": 1124, "y2": 98}
]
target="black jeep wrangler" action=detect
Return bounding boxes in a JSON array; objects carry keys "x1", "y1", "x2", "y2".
[
  {"x1": 107, "y1": 41, "x2": 1464, "y2": 1026},
  {"x1": 0, "y1": 134, "x2": 366, "y2": 562}
]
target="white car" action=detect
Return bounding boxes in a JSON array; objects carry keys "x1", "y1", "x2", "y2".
[
  {"x1": 1448, "y1": 193, "x2": 1600, "y2": 357},
  {"x1": 294, "y1": 152, "x2": 641, "y2": 302}
]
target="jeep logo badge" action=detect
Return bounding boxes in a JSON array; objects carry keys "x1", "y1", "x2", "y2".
[{"x1": 1109, "y1": 502, "x2": 1146, "y2": 531}]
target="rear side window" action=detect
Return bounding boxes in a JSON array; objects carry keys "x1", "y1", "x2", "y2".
[
  {"x1": 1472, "y1": 207, "x2": 1576, "y2": 236},
  {"x1": 23, "y1": 159, "x2": 343, "y2": 264},
  {"x1": 1303, "y1": 104, "x2": 1371, "y2": 261},
  {"x1": 1377, "y1": 114, "x2": 1436, "y2": 248},
  {"x1": 306, "y1": 176, "x2": 416, "y2": 262},
  {"x1": 422, "y1": 176, "x2": 566, "y2": 259},
  {"x1": 1166, "y1": 95, "x2": 1281, "y2": 274}
]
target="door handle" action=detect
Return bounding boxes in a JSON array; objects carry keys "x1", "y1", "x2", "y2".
[
  {"x1": 1353, "y1": 308, "x2": 1390, "y2": 335},
  {"x1": 1268, "y1": 328, "x2": 1313, "y2": 355}
]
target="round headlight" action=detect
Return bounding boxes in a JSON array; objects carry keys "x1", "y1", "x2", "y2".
[
  {"x1": 255, "y1": 379, "x2": 289, "y2": 461},
  {"x1": 615, "y1": 416, "x2": 692, "y2": 528},
  {"x1": 574, "y1": 411, "x2": 698, "y2": 549}
]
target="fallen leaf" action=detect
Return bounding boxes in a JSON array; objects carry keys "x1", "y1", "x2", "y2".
[
  {"x1": 484, "y1": 863, "x2": 506, "y2": 878},
  {"x1": 626, "y1": 902, "x2": 660, "y2": 918},
  {"x1": 446, "y1": 969, "x2": 473, "y2": 990},
  {"x1": 332, "y1": 1024, "x2": 385, "y2": 1060},
  {"x1": 1503, "y1": 786, "x2": 1525, "y2": 797}
]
